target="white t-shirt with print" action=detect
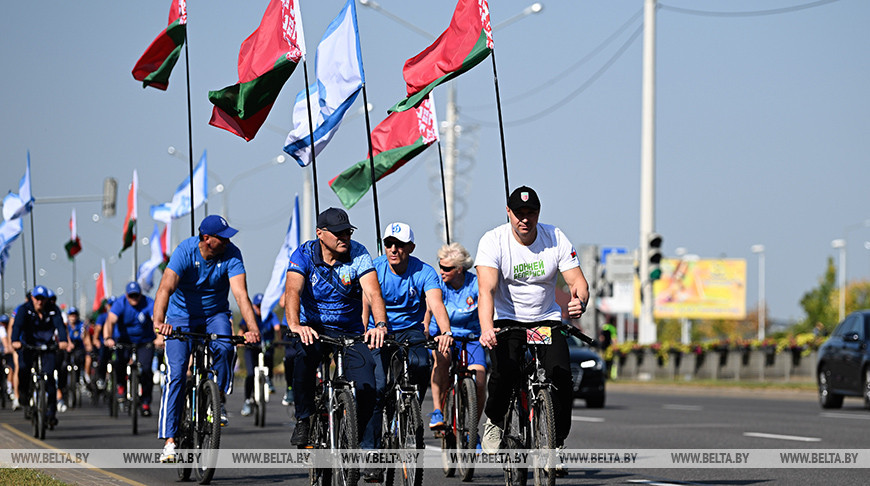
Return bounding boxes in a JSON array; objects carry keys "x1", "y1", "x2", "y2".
[{"x1": 475, "y1": 222, "x2": 580, "y2": 322}]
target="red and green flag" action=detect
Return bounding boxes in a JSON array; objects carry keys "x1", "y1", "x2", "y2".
[
  {"x1": 92, "y1": 259, "x2": 108, "y2": 314},
  {"x1": 389, "y1": 0, "x2": 493, "y2": 113},
  {"x1": 64, "y1": 209, "x2": 82, "y2": 260},
  {"x1": 159, "y1": 222, "x2": 171, "y2": 270},
  {"x1": 132, "y1": 0, "x2": 187, "y2": 90},
  {"x1": 208, "y1": 0, "x2": 305, "y2": 141},
  {"x1": 120, "y1": 170, "x2": 138, "y2": 256},
  {"x1": 329, "y1": 98, "x2": 438, "y2": 209}
]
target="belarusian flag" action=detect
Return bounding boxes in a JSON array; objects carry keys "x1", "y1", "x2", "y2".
[
  {"x1": 160, "y1": 222, "x2": 171, "y2": 269},
  {"x1": 92, "y1": 259, "x2": 108, "y2": 313},
  {"x1": 329, "y1": 98, "x2": 438, "y2": 209},
  {"x1": 389, "y1": 0, "x2": 493, "y2": 113},
  {"x1": 208, "y1": 0, "x2": 305, "y2": 141},
  {"x1": 132, "y1": 0, "x2": 187, "y2": 90},
  {"x1": 120, "y1": 170, "x2": 138, "y2": 256},
  {"x1": 64, "y1": 208, "x2": 82, "y2": 260}
]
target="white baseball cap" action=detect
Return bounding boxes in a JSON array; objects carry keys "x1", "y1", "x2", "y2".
[{"x1": 383, "y1": 222, "x2": 414, "y2": 244}]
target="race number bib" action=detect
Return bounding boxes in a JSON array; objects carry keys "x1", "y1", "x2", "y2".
[{"x1": 526, "y1": 327, "x2": 552, "y2": 345}]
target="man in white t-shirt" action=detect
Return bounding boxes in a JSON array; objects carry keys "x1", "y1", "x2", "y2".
[{"x1": 476, "y1": 185, "x2": 589, "y2": 455}]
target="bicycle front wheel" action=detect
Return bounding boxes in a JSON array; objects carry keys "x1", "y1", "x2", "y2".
[
  {"x1": 176, "y1": 382, "x2": 194, "y2": 481},
  {"x1": 255, "y1": 370, "x2": 267, "y2": 427},
  {"x1": 457, "y1": 377, "x2": 478, "y2": 481},
  {"x1": 333, "y1": 389, "x2": 360, "y2": 486},
  {"x1": 131, "y1": 370, "x2": 139, "y2": 435},
  {"x1": 193, "y1": 380, "x2": 221, "y2": 485},
  {"x1": 532, "y1": 389, "x2": 557, "y2": 486},
  {"x1": 503, "y1": 391, "x2": 529, "y2": 486},
  {"x1": 441, "y1": 384, "x2": 457, "y2": 478},
  {"x1": 395, "y1": 395, "x2": 424, "y2": 486}
]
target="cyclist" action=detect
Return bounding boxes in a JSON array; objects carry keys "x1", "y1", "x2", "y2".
[
  {"x1": 283, "y1": 208, "x2": 388, "y2": 465},
  {"x1": 1, "y1": 314, "x2": 16, "y2": 409},
  {"x1": 426, "y1": 242, "x2": 486, "y2": 436},
  {"x1": 10, "y1": 285, "x2": 72, "y2": 429},
  {"x1": 476, "y1": 186, "x2": 589, "y2": 460},
  {"x1": 153, "y1": 215, "x2": 261, "y2": 463},
  {"x1": 103, "y1": 282, "x2": 157, "y2": 417},
  {"x1": 363, "y1": 222, "x2": 453, "y2": 450},
  {"x1": 239, "y1": 293, "x2": 275, "y2": 416},
  {"x1": 92, "y1": 297, "x2": 115, "y2": 391},
  {"x1": 57, "y1": 307, "x2": 86, "y2": 411}
]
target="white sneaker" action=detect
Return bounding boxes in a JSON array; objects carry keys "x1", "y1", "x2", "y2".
[
  {"x1": 57, "y1": 399, "x2": 68, "y2": 413},
  {"x1": 11, "y1": 398, "x2": 21, "y2": 411},
  {"x1": 240, "y1": 399, "x2": 253, "y2": 417},
  {"x1": 220, "y1": 403, "x2": 228, "y2": 426},
  {"x1": 482, "y1": 418, "x2": 503, "y2": 454},
  {"x1": 159, "y1": 442, "x2": 177, "y2": 463}
]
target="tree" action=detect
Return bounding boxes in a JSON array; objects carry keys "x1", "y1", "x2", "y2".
[{"x1": 798, "y1": 257, "x2": 837, "y2": 333}]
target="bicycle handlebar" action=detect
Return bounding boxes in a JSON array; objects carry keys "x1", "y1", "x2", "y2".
[
  {"x1": 383, "y1": 335, "x2": 436, "y2": 350},
  {"x1": 166, "y1": 329, "x2": 247, "y2": 345},
  {"x1": 284, "y1": 331, "x2": 366, "y2": 348},
  {"x1": 21, "y1": 343, "x2": 59, "y2": 352},
  {"x1": 495, "y1": 323, "x2": 598, "y2": 347}
]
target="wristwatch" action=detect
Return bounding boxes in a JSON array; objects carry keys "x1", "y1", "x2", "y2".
[
  {"x1": 441, "y1": 331, "x2": 453, "y2": 337},
  {"x1": 375, "y1": 321, "x2": 387, "y2": 329}
]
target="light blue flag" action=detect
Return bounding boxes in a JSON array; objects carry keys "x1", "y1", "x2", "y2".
[
  {"x1": 0, "y1": 216, "x2": 23, "y2": 274},
  {"x1": 284, "y1": 0, "x2": 364, "y2": 167},
  {"x1": 150, "y1": 150, "x2": 208, "y2": 223},
  {"x1": 260, "y1": 195, "x2": 300, "y2": 326},
  {"x1": 136, "y1": 224, "x2": 164, "y2": 293},
  {"x1": 6, "y1": 152, "x2": 34, "y2": 221}
]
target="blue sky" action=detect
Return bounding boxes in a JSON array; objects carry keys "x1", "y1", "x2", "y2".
[{"x1": 1, "y1": 0, "x2": 868, "y2": 328}]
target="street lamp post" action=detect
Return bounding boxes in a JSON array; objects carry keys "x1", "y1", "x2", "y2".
[
  {"x1": 220, "y1": 155, "x2": 288, "y2": 224},
  {"x1": 832, "y1": 239, "x2": 846, "y2": 322},
  {"x1": 751, "y1": 244, "x2": 765, "y2": 341}
]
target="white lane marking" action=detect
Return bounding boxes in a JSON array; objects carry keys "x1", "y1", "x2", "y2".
[
  {"x1": 425, "y1": 444, "x2": 441, "y2": 452},
  {"x1": 663, "y1": 404, "x2": 703, "y2": 411},
  {"x1": 627, "y1": 480, "x2": 685, "y2": 486},
  {"x1": 571, "y1": 415, "x2": 605, "y2": 423},
  {"x1": 821, "y1": 412, "x2": 870, "y2": 420},
  {"x1": 744, "y1": 432, "x2": 821, "y2": 442}
]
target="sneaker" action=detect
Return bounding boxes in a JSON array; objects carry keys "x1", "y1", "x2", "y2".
[
  {"x1": 281, "y1": 388, "x2": 294, "y2": 406},
  {"x1": 11, "y1": 398, "x2": 21, "y2": 411},
  {"x1": 96, "y1": 379, "x2": 106, "y2": 390},
  {"x1": 554, "y1": 445, "x2": 567, "y2": 477},
  {"x1": 362, "y1": 451, "x2": 384, "y2": 483},
  {"x1": 241, "y1": 399, "x2": 253, "y2": 417},
  {"x1": 429, "y1": 409, "x2": 445, "y2": 429},
  {"x1": 48, "y1": 416, "x2": 58, "y2": 430},
  {"x1": 476, "y1": 436, "x2": 482, "y2": 453},
  {"x1": 290, "y1": 418, "x2": 310, "y2": 446},
  {"x1": 267, "y1": 378, "x2": 276, "y2": 394},
  {"x1": 482, "y1": 418, "x2": 503, "y2": 454},
  {"x1": 141, "y1": 404, "x2": 152, "y2": 417},
  {"x1": 219, "y1": 403, "x2": 228, "y2": 426},
  {"x1": 159, "y1": 442, "x2": 177, "y2": 463},
  {"x1": 57, "y1": 399, "x2": 68, "y2": 413}
]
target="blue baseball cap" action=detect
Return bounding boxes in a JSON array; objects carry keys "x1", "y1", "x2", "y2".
[
  {"x1": 0, "y1": 314, "x2": 9, "y2": 323},
  {"x1": 68, "y1": 306, "x2": 79, "y2": 315},
  {"x1": 252, "y1": 293, "x2": 264, "y2": 306},
  {"x1": 32, "y1": 285, "x2": 49, "y2": 298},
  {"x1": 107, "y1": 296, "x2": 117, "y2": 305},
  {"x1": 126, "y1": 281, "x2": 142, "y2": 295},
  {"x1": 46, "y1": 288, "x2": 56, "y2": 299},
  {"x1": 199, "y1": 215, "x2": 238, "y2": 239}
]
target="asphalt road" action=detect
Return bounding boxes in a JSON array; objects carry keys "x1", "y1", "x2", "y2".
[{"x1": 2, "y1": 380, "x2": 869, "y2": 485}]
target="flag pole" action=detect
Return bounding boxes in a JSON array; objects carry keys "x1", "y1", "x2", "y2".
[
  {"x1": 434, "y1": 140, "x2": 451, "y2": 245},
  {"x1": 490, "y1": 50, "x2": 510, "y2": 205},
  {"x1": 133, "y1": 219, "x2": 139, "y2": 282},
  {"x1": 72, "y1": 259, "x2": 76, "y2": 307},
  {"x1": 29, "y1": 212, "x2": 36, "y2": 288},
  {"x1": 20, "y1": 230, "x2": 28, "y2": 292},
  {"x1": 300, "y1": 59, "x2": 321, "y2": 217},
  {"x1": 360, "y1": 84, "x2": 383, "y2": 256},
  {"x1": 183, "y1": 22, "x2": 195, "y2": 237}
]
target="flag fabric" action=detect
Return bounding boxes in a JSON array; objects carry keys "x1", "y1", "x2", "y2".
[
  {"x1": 132, "y1": 0, "x2": 187, "y2": 90},
  {"x1": 208, "y1": 0, "x2": 305, "y2": 141},
  {"x1": 64, "y1": 209, "x2": 82, "y2": 260},
  {"x1": 120, "y1": 170, "x2": 138, "y2": 256},
  {"x1": 137, "y1": 224, "x2": 164, "y2": 293},
  {"x1": 389, "y1": 0, "x2": 493, "y2": 113},
  {"x1": 0, "y1": 217, "x2": 23, "y2": 275},
  {"x1": 284, "y1": 0, "x2": 363, "y2": 166},
  {"x1": 330, "y1": 97, "x2": 438, "y2": 208},
  {"x1": 260, "y1": 195, "x2": 300, "y2": 324},
  {"x1": 160, "y1": 222, "x2": 171, "y2": 268},
  {"x1": 92, "y1": 259, "x2": 108, "y2": 313},
  {"x1": 6, "y1": 152, "x2": 34, "y2": 221},
  {"x1": 150, "y1": 151, "x2": 207, "y2": 223}
]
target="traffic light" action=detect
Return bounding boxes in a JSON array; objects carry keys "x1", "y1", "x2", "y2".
[{"x1": 648, "y1": 232, "x2": 663, "y2": 281}]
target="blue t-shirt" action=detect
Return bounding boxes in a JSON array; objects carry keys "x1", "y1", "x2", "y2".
[
  {"x1": 166, "y1": 236, "x2": 246, "y2": 320},
  {"x1": 95, "y1": 312, "x2": 108, "y2": 344},
  {"x1": 110, "y1": 296, "x2": 157, "y2": 344},
  {"x1": 369, "y1": 255, "x2": 440, "y2": 333},
  {"x1": 10, "y1": 301, "x2": 66, "y2": 345},
  {"x1": 429, "y1": 271, "x2": 480, "y2": 337},
  {"x1": 68, "y1": 319, "x2": 86, "y2": 344},
  {"x1": 287, "y1": 239, "x2": 374, "y2": 334}
]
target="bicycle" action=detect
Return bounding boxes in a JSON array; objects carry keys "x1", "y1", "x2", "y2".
[
  {"x1": 438, "y1": 334, "x2": 480, "y2": 481},
  {"x1": 285, "y1": 331, "x2": 362, "y2": 486},
  {"x1": 109, "y1": 342, "x2": 153, "y2": 435},
  {"x1": 61, "y1": 347, "x2": 86, "y2": 409},
  {"x1": 22, "y1": 342, "x2": 58, "y2": 440},
  {"x1": 167, "y1": 329, "x2": 246, "y2": 485},
  {"x1": 497, "y1": 323, "x2": 595, "y2": 486},
  {"x1": 240, "y1": 341, "x2": 271, "y2": 427},
  {"x1": 380, "y1": 335, "x2": 434, "y2": 486}
]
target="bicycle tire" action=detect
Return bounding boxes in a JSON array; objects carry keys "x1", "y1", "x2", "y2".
[
  {"x1": 131, "y1": 370, "x2": 139, "y2": 435},
  {"x1": 176, "y1": 383, "x2": 194, "y2": 481},
  {"x1": 108, "y1": 366, "x2": 119, "y2": 418},
  {"x1": 458, "y1": 377, "x2": 478, "y2": 481},
  {"x1": 37, "y1": 379, "x2": 47, "y2": 440},
  {"x1": 308, "y1": 400, "x2": 331, "y2": 486},
  {"x1": 333, "y1": 389, "x2": 360, "y2": 486},
  {"x1": 30, "y1": 379, "x2": 39, "y2": 438},
  {"x1": 532, "y1": 389, "x2": 557, "y2": 486},
  {"x1": 441, "y1": 384, "x2": 457, "y2": 478},
  {"x1": 503, "y1": 391, "x2": 529, "y2": 486},
  {"x1": 194, "y1": 380, "x2": 221, "y2": 484},
  {"x1": 255, "y1": 370, "x2": 267, "y2": 428},
  {"x1": 395, "y1": 395, "x2": 424, "y2": 486}
]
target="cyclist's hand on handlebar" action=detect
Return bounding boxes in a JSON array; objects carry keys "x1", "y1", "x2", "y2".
[
  {"x1": 243, "y1": 329, "x2": 261, "y2": 344},
  {"x1": 105, "y1": 338, "x2": 116, "y2": 348},
  {"x1": 290, "y1": 324, "x2": 319, "y2": 346},
  {"x1": 479, "y1": 328, "x2": 499, "y2": 349},
  {"x1": 434, "y1": 334, "x2": 453, "y2": 355},
  {"x1": 567, "y1": 298, "x2": 586, "y2": 319},
  {"x1": 364, "y1": 326, "x2": 386, "y2": 349},
  {"x1": 154, "y1": 321, "x2": 173, "y2": 337}
]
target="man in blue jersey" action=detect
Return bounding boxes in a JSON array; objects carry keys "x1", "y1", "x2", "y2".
[
  {"x1": 57, "y1": 307, "x2": 87, "y2": 412},
  {"x1": 103, "y1": 282, "x2": 157, "y2": 417},
  {"x1": 284, "y1": 208, "x2": 388, "y2": 458},
  {"x1": 153, "y1": 215, "x2": 261, "y2": 463},
  {"x1": 362, "y1": 222, "x2": 453, "y2": 454},
  {"x1": 92, "y1": 296, "x2": 115, "y2": 391}
]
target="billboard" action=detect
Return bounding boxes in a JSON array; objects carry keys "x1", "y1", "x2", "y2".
[{"x1": 634, "y1": 258, "x2": 746, "y2": 319}]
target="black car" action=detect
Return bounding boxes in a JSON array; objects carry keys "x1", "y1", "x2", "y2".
[
  {"x1": 567, "y1": 335, "x2": 606, "y2": 408},
  {"x1": 817, "y1": 310, "x2": 870, "y2": 409}
]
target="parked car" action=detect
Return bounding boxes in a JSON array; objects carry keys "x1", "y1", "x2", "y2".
[
  {"x1": 816, "y1": 310, "x2": 870, "y2": 409},
  {"x1": 567, "y1": 335, "x2": 606, "y2": 408}
]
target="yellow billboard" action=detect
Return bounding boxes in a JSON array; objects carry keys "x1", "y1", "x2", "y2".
[{"x1": 634, "y1": 258, "x2": 746, "y2": 319}]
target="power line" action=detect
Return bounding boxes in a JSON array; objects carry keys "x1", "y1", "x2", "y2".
[{"x1": 659, "y1": 0, "x2": 840, "y2": 18}]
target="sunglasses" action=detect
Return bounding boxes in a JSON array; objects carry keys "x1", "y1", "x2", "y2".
[
  {"x1": 383, "y1": 239, "x2": 407, "y2": 249},
  {"x1": 439, "y1": 264, "x2": 456, "y2": 272},
  {"x1": 331, "y1": 229, "x2": 354, "y2": 238}
]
